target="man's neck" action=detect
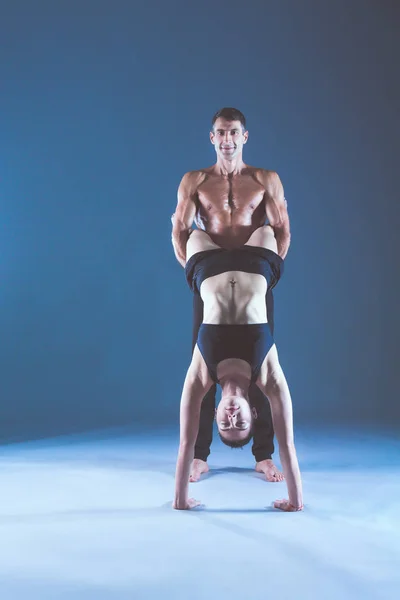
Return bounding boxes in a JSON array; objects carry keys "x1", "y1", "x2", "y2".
[{"x1": 214, "y1": 156, "x2": 246, "y2": 177}]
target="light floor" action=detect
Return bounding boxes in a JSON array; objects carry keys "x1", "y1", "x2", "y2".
[{"x1": 0, "y1": 426, "x2": 399, "y2": 600}]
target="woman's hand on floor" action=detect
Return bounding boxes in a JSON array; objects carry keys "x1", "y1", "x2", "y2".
[
  {"x1": 273, "y1": 499, "x2": 304, "y2": 512},
  {"x1": 173, "y1": 497, "x2": 202, "y2": 510}
]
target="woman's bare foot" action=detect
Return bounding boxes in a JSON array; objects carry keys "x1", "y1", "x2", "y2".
[
  {"x1": 255, "y1": 459, "x2": 285, "y2": 482},
  {"x1": 273, "y1": 499, "x2": 304, "y2": 512},
  {"x1": 189, "y1": 459, "x2": 209, "y2": 482}
]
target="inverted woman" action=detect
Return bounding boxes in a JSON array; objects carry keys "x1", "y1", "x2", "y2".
[{"x1": 173, "y1": 225, "x2": 303, "y2": 512}]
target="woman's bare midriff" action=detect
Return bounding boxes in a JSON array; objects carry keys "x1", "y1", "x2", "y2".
[{"x1": 201, "y1": 271, "x2": 268, "y2": 324}]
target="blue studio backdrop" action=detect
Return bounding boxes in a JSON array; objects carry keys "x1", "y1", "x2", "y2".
[{"x1": 1, "y1": 0, "x2": 399, "y2": 439}]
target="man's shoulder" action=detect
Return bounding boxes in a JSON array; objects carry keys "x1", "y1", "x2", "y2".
[
  {"x1": 248, "y1": 166, "x2": 279, "y2": 183},
  {"x1": 182, "y1": 167, "x2": 213, "y2": 178},
  {"x1": 179, "y1": 168, "x2": 211, "y2": 190}
]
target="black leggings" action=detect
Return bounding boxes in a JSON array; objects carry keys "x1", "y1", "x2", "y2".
[{"x1": 192, "y1": 290, "x2": 275, "y2": 462}]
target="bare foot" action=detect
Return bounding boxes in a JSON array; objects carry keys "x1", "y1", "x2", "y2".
[
  {"x1": 273, "y1": 499, "x2": 304, "y2": 512},
  {"x1": 189, "y1": 459, "x2": 209, "y2": 482},
  {"x1": 255, "y1": 459, "x2": 284, "y2": 482}
]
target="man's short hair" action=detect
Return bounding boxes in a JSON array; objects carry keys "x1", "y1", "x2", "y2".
[
  {"x1": 218, "y1": 427, "x2": 253, "y2": 449},
  {"x1": 211, "y1": 107, "x2": 247, "y2": 132}
]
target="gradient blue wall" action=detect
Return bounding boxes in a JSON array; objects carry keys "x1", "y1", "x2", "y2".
[{"x1": 1, "y1": 0, "x2": 398, "y2": 438}]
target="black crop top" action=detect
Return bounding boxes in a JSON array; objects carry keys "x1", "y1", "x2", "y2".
[{"x1": 185, "y1": 246, "x2": 284, "y2": 295}]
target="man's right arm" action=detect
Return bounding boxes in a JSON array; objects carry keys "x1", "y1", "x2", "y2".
[
  {"x1": 171, "y1": 172, "x2": 199, "y2": 267},
  {"x1": 263, "y1": 171, "x2": 291, "y2": 260}
]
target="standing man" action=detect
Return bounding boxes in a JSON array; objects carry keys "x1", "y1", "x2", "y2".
[{"x1": 172, "y1": 107, "x2": 290, "y2": 483}]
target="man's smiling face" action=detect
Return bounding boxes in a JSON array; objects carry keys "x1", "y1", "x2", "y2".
[{"x1": 210, "y1": 118, "x2": 248, "y2": 160}]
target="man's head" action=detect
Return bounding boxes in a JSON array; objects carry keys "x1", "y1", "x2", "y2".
[
  {"x1": 215, "y1": 394, "x2": 254, "y2": 448},
  {"x1": 210, "y1": 107, "x2": 248, "y2": 161}
]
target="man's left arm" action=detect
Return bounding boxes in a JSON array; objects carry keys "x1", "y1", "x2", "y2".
[{"x1": 263, "y1": 171, "x2": 291, "y2": 259}]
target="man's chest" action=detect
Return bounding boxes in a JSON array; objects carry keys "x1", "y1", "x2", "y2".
[{"x1": 197, "y1": 175, "x2": 265, "y2": 211}]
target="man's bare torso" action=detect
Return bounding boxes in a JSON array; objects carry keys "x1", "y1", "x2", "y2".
[{"x1": 192, "y1": 165, "x2": 269, "y2": 249}]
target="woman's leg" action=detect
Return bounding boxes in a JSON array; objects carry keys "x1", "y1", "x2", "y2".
[
  {"x1": 244, "y1": 224, "x2": 278, "y2": 254},
  {"x1": 249, "y1": 288, "x2": 283, "y2": 480},
  {"x1": 186, "y1": 229, "x2": 221, "y2": 261},
  {"x1": 256, "y1": 345, "x2": 303, "y2": 511}
]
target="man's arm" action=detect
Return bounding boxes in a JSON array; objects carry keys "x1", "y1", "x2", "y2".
[
  {"x1": 171, "y1": 171, "x2": 199, "y2": 267},
  {"x1": 263, "y1": 171, "x2": 291, "y2": 259}
]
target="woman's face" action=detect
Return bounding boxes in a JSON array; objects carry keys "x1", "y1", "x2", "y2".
[{"x1": 215, "y1": 395, "x2": 253, "y2": 443}]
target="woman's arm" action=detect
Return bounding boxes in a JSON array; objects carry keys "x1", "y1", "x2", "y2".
[
  {"x1": 257, "y1": 346, "x2": 303, "y2": 511},
  {"x1": 174, "y1": 348, "x2": 212, "y2": 509}
]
